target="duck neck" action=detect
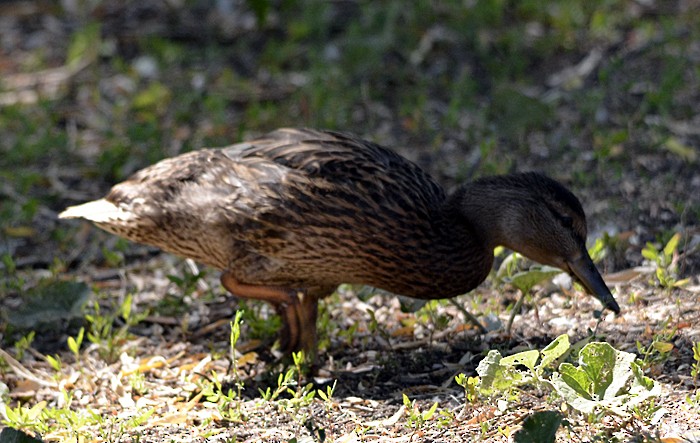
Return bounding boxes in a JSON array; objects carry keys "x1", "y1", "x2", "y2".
[{"x1": 444, "y1": 181, "x2": 514, "y2": 251}]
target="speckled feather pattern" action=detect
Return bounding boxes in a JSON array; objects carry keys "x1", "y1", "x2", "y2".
[{"x1": 95, "y1": 129, "x2": 490, "y2": 299}]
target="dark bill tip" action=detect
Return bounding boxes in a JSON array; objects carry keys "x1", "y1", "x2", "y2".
[{"x1": 567, "y1": 254, "x2": 621, "y2": 314}]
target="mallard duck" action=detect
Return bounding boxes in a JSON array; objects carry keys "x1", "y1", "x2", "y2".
[{"x1": 60, "y1": 128, "x2": 620, "y2": 355}]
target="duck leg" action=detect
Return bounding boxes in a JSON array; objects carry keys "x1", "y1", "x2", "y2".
[
  {"x1": 220, "y1": 272, "x2": 302, "y2": 353},
  {"x1": 297, "y1": 286, "x2": 336, "y2": 361}
]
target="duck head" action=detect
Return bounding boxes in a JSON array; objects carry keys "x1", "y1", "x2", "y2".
[{"x1": 456, "y1": 172, "x2": 620, "y2": 314}]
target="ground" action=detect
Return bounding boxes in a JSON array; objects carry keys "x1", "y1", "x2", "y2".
[{"x1": 0, "y1": 1, "x2": 699, "y2": 442}]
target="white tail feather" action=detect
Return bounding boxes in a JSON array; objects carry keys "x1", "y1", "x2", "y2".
[{"x1": 58, "y1": 199, "x2": 131, "y2": 223}]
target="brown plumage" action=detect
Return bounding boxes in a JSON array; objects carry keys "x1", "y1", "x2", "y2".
[{"x1": 60, "y1": 128, "x2": 620, "y2": 355}]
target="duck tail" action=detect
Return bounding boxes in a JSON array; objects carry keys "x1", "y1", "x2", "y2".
[{"x1": 59, "y1": 199, "x2": 130, "y2": 223}]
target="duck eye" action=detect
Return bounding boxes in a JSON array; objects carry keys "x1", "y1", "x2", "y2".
[{"x1": 560, "y1": 215, "x2": 573, "y2": 228}]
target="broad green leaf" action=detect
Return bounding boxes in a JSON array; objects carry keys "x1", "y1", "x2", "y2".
[
  {"x1": 578, "y1": 342, "x2": 617, "y2": 398},
  {"x1": 539, "y1": 334, "x2": 570, "y2": 371},
  {"x1": 508, "y1": 267, "x2": 562, "y2": 293},
  {"x1": 477, "y1": 350, "x2": 531, "y2": 395},
  {"x1": 652, "y1": 341, "x2": 674, "y2": 354},
  {"x1": 476, "y1": 350, "x2": 504, "y2": 395},
  {"x1": 551, "y1": 372, "x2": 597, "y2": 414},
  {"x1": 553, "y1": 342, "x2": 660, "y2": 416},
  {"x1": 513, "y1": 411, "x2": 563, "y2": 443},
  {"x1": 557, "y1": 363, "x2": 592, "y2": 399},
  {"x1": 604, "y1": 345, "x2": 636, "y2": 399},
  {"x1": 630, "y1": 361, "x2": 656, "y2": 392},
  {"x1": 501, "y1": 350, "x2": 540, "y2": 371}
]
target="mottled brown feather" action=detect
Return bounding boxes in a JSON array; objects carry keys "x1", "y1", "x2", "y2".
[{"x1": 96, "y1": 129, "x2": 484, "y2": 298}]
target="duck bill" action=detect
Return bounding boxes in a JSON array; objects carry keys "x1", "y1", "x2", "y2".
[{"x1": 567, "y1": 254, "x2": 620, "y2": 314}]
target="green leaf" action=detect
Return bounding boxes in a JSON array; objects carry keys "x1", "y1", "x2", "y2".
[
  {"x1": 8, "y1": 280, "x2": 89, "y2": 329},
  {"x1": 501, "y1": 350, "x2": 540, "y2": 372},
  {"x1": 476, "y1": 350, "x2": 503, "y2": 395},
  {"x1": 513, "y1": 411, "x2": 563, "y2": 443},
  {"x1": 67, "y1": 22, "x2": 100, "y2": 68},
  {"x1": 641, "y1": 244, "x2": 659, "y2": 261},
  {"x1": 508, "y1": 267, "x2": 563, "y2": 293},
  {"x1": 604, "y1": 345, "x2": 636, "y2": 399},
  {"x1": 652, "y1": 341, "x2": 674, "y2": 354},
  {"x1": 67, "y1": 327, "x2": 84, "y2": 356},
  {"x1": 551, "y1": 372, "x2": 597, "y2": 414},
  {"x1": 539, "y1": 334, "x2": 570, "y2": 371},
  {"x1": 656, "y1": 267, "x2": 667, "y2": 285},
  {"x1": 663, "y1": 137, "x2": 697, "y2": 162},
  {"x1": 577, "y1": 342, "x2": 618, "y2": 398},
  {"x1": 132, "y1": 82, "x2": 172, "y2": 112},
  {"x1": 663, "y1": 232, "x2": 681, "y2": 258},
  {"x1": 422, "y1": 401, "x2": 439, "y2": 420},
  {"x1": 557, "y1": 363, "x2": 592, "y2": 399},
  {"x1": 552, "y1": 342, "x2": 660, "y2": 416},
  {"x1": 477, "y1": 350, "x2": 531, "y2": 395}
]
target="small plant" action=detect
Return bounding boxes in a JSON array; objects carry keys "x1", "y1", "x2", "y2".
[
  {"x1": 67, "y1": 327, "x2": 84, "y2": 362},
  {"x1": 201, "y1": 370, "x2": 245, "y2": 423},
  {"x1": 477, "y1": 334, "x2": 661, "y2": 419},
  {"x1": 226, "y1": 311, "x2": 246, "y2": 420},
  {"x1": 96, "y1": 407, "x2": 153, "y2": 442},
  {"x1": 454, "y1": 372, "x2": 479, "y2": 404},
  {"x1": 317, "y1": 380, "x2": 337, "y2": 413},
  {"x1": 551, "y1": 342, "x2": 661, "y2": 418},
  {"x1": 13, "y1": 331, "x2": 35, "y2": 360},
  {"x1": 641, "y1": 232, "x2": 689, "y2": 289},
  {"x1": 3, "y1": 401, "x2": 47, "y2": 432},
  {"x1": 167, "y1": 262, "x2": 207, "y2": 297},
  {"x1": 259, "y1": 351, "x2": 317, "y2": 427},
  {"x1": 200, "y1": 312, "x2": 248, "y2": 423},
  {"x1": 45, "y1": 354, "x2": 62, "y2": 373},
  {"x1": 691, "y1": 341, "x2": 700, "y2": 384},
  {"x1": 129, "y1": 371, "x2": 148, "y2": 396},
  {"x1": 415, "y1": 300, "x2": 451, "y2": 342},
  {"x1": 100, "y1": 245, "x2": 124, "y2": 268},
  {"x1": 496, "y1": 252, "x2": 564, "y2": 332},
  {"x1": 402, "y1": 393, "x2": 438, "y2": 431},
  {"x1": 85, "y1": 294, "x2": 148, "y2": 362},
  {"x1": 238, "y1": 300, "x2": 281, "y2": 342},
  {"x1": 588, "y1": 236, "x2": 608, "y2": 263},
  {"x1": 477, "y1": 334, "x2": 571, "y2": 397},
  {"x1": 366, "y1": 308, "x2": 392, "y2": 344},
  {"x1": 635, "y1": 318, "x2": 675, "y2": 373},
  {"x1": 1, "y1": 253, "x2": 24, "y2": 294}
]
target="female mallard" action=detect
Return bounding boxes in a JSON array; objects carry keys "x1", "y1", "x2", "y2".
[{"x1": 60, "y1": 128, "x2": 620, "y2": 354}]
